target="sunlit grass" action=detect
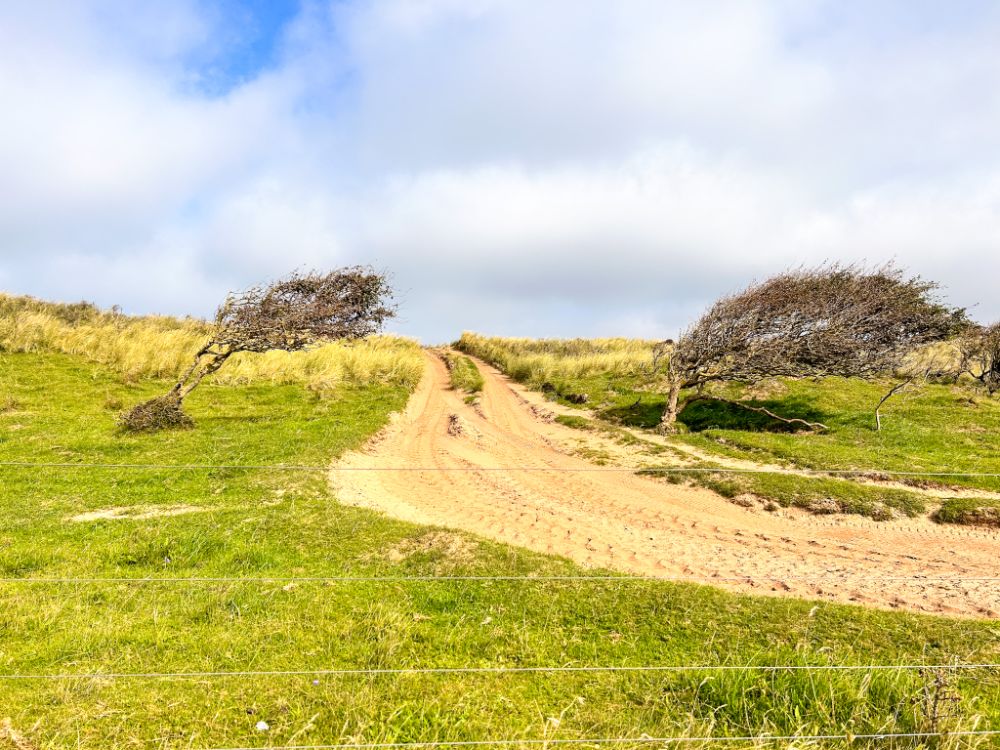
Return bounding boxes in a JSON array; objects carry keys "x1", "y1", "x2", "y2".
[
  {"x1": 456, "y1": 332, "x2": 660, "y2": 385},
  {"x1": 0, "y1": 293, "x2": 425, "y2": 390},
  {"x1": 438, "y1": 349, "x2": 484, "y2": 394},
  {"x1": 1, "y1": 350, "x2": 998, "y2": 747}
]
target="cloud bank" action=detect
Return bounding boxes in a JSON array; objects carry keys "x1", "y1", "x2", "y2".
[{"x1": 2, "y1": 0, "x2": 999, "y2": 341}]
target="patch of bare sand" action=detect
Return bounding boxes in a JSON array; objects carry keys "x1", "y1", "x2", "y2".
[
  {"x1": 68, "y1": 505, "x2": 207, "y2": 523},
  {"x1": 384, "y1": 531, "x2": 478, "y2": 563},
  {"x1": 331, "y1": 351, "x2": 1000, "y2": 618},
  {"x1": 0, "y1": 719, "x2": 36, "y2": 750}
]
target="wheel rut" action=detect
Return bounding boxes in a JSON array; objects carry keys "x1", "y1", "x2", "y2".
[{"x1": 332, "y1": 351, "x2": 1000, "y2": 618}]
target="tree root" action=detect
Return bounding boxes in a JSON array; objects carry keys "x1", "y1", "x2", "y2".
[{"x1": 684, "y1": 395, "x2": 828, "y2": 432}]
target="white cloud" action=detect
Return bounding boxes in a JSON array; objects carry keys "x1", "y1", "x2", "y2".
[{"x1": 1, "y1": 0, "x2": 999, "y2": 340}]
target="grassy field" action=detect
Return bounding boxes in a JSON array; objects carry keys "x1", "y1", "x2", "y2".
[
  {"x1": 456, "y1": 334, "x2": 1000, "y2": 521},
  {"x1": 2, "y1": 338, "x2": 1000, "y2": 745}
]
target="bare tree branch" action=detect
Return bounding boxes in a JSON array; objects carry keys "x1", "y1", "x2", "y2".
[
  {"x1": 657, "y1": 264, "x2": 966, "y2": 432},
  {"x1": 874, "y1": 378, "x2": 913, "y2": 432},
  {"x1": 121, "y1": 267, "x2": 395, "y2": 431},
  {"x1": 956, "y1": 322, "x2": 1000, "y2": 395}
]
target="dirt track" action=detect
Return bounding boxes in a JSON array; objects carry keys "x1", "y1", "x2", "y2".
[{"x1": 332, "y1": 351, "x2": 1000, "y2": 618}]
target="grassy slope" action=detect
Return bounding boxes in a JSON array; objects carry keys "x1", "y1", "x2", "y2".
[
  {"x1": 1, "y1": 352, "x2": 999, "y2": 748},
  {"x1": 458, "y1": 335, "x2": 1000, "y2": 521},
  {"x1": 0, "y1": 292, "x2": 425, "y2": 391}
]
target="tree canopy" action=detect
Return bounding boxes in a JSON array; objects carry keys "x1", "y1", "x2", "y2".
[
  {"x1": 659, "y1": 265, "x2": 965, "y2": 430},
  {"x1": 120, "y1": 267, "x2": 395, "y2": 431}
]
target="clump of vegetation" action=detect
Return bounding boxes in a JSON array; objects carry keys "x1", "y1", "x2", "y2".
[
  {"x1": 934, "y1": 497, "x2": 1000, "y2": 527},
  {"x1": 0, "y1": 293, "x2": 107, "y2": 326},
  {"x1": 647, "y1": 466, "x2": 925, "y2": 519},
  {"x1": 554, "y1": 414, "x2": 594, "y2": 430},
  {"x1": 439, "y1": 350, "x2": 484, "y2": 394},
  {"x1": 117, "y1": 394, "x2": 194, "y2": 432},
  {"x1": 657, "y1": 264, "x2": 966, "y2": 432},
  {"x1": 120, "y1": 268, "x2": 397, "y2": 431}
]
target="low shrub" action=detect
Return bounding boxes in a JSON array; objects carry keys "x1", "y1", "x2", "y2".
[{"x1": 117, "y1": 395, "x2": 194, "y2": 432}]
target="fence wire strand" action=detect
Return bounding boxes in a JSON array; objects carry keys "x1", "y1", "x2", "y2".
[
  {"x1": 1, "y1": 574, "x2": 999, "y2": 584},
  {"x1": 1, "y1": 461, "x2": 1000, "y2": 477},
  {"x1": 3, "y1": 663, "x2": 998, "y2": 681},
  {"x1": 200, "y1": 730, "x2": 1000, "y2": 750}
]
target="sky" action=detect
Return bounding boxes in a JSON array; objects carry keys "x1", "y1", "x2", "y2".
[{"x1": 1, "y1": 1, "x2": 999, "y2": 342}]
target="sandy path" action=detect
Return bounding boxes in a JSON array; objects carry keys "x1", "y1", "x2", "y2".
[{"x1": 332, "y1": 351, "x2": 1000, "y2": 618}]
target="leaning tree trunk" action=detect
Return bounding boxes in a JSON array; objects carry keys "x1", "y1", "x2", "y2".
[
  {"x1": 874, "y1": 378, "x2": 912, "y2": 432},
  {"x1": 657, "y1": 380, "x2": 683, "y2": 433},
  {"x1": 118, "y1": 345, "x2": 231, "y2": 432},
  {"x1": 164, "y1": 345, "x2": 233, "y2": 405},
  {"x1": 177, "y1": 350, "x2": 232, "y2": 402}
]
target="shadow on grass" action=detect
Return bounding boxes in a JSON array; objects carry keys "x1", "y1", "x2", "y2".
[
  {"x1": 600, "y1": 397, "x2": 666, "y2": 429},
  {"x1": 679, "y1": 395, "x2": 831, "y2": 433}
]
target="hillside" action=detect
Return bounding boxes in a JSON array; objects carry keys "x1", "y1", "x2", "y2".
[{"x1": 0, "y1": 303, "x2": 998, "y2": 748}]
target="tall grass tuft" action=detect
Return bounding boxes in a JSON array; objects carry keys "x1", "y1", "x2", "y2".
[{"x1": 0, "y1": 293, "x2": 424, "y2": 390}]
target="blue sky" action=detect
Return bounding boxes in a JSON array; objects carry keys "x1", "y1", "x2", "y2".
[
  {"x1": 1, "y1": 1, "x2": 999, "y2": 341},
  {"x1": 186, "y1": 0, "x2": 301, "y2": 94}
]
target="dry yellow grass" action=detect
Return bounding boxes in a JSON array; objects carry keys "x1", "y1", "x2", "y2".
[
  {"x1": 0, "y1": 293, "x2": 424, "y2": 390},
  {"x1": 455, "y1": 331, "x2": 659, "y2": 383}
]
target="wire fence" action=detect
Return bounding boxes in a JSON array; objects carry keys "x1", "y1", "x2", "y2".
[
  {"x1": 0, "y1": 574, "x2": 998, "y2": 584},
  {"x1": 1, "y1": 460, "x2": 1000, "y2": 477},
  {"x1": 3, "y1": 663, "x2": 998, "y2": 681},
  {"x1": 198, "y1": 730, "x2": 1000, "y2": 749},
  {"x1": 3, "y1": 449, "x2": 999, "y2": 744}
]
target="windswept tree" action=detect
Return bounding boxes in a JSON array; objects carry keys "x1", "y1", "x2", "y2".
[
  {"x1": 657, "y1": 265, "x2": 965, "y2": 432},
  {"x1": 120, "y1": 267, "x2": 395, "y2": 431},
  {"x1": 957, "y1": 322, "x2": 1000, "y2": 395}
]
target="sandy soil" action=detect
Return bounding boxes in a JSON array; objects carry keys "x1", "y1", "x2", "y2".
[
  {"x1": 67, "y1": 505, "x2": 207, "y2": 523},
  {"x1": 332, "y1": 351, "x2": 1000, "y2": 618}
]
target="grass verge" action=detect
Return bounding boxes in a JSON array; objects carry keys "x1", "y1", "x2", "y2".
[{"x1": 647, "y1": 467, "x2": 926, "y2": 518}]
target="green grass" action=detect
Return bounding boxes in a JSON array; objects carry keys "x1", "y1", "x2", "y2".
[
  {"x1": 587, "y1": 375, "x2": 1000, "y2": 498},
  {"x1": 553, "y1": 412, "x2": 926, "y2": 517},
  {"x1": 440, "y1": 350, "x2": 485, "y2": 395},
  {"x1": 934, "y1": 498, "x2": 1000, "y2": 527},
  {"x1": 671, "y1": 379, "x2": 1000, "y2": 488},
  {"x1": 554, "y1": 414, "x2": 595, "y2": 430},
  {"x1": 1, "y1": 351, "x2": 1000, "y2": 748},
  {"x1": 649, "y1": 467, "x2": 927, "y2": 518}
]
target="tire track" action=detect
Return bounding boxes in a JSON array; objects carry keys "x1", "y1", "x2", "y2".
[{"x1": 331, "y1": 351, "x2": 1000, "y2": 618}]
